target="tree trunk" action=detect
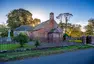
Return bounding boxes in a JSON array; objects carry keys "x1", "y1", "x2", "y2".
[{"x1": 65, "y1": 17, "x2": 68, "y2": 33}]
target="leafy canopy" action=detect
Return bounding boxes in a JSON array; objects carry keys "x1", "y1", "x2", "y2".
[
  {"x1": 7, "y1": 8, "x2": 33, "y2": 29},
  {"x1": 85, "y1": 18, "x2": 94, "y2": 35},
  {"x1": 13, "y1": 33, "x2": 29, "y2": 47}
]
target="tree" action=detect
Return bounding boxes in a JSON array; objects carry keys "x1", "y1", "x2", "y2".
[
  {"x1": 62, "y1": 13, "x2": 73, "y2": 33},
  {"x1": 69, "y1": 24, "x2": 82, "y2": 37},
  {"x1": 58, "y1": 22, "x2": 65, "y2": 29},
  {"x1": 58, "y1": 22, "x2": 82, "y2": 37},
  {"x1": 0, "y1": 24, "x2": 8, "y2": 32},
  {"x1": 85, "y1": 25, "x2": 93, "y2": 35},
  {"x1": 7, "y1": 8, "x2": 33, "y2": 29},
  {"x1": 88, "y1": 18, "x2": 94, "y2": 26},
  {"x1": 33, "y1": 18, "x2": 41, "y2": 26},
  {"x1": 35, "y1": 40, "x2": 40, "y2": 48},
  {"x1": 85, "y1": 18, "x2": 94, "y2": 35},
  {"x1": 56, "y1": 13, "x2": 73, "y2": 33},
  {"x1": 0, "y1": 24, "x2": 9, "y2": 37},
  {"x1": 13, "y1": 33, "x2": 29, "y2": 47}
]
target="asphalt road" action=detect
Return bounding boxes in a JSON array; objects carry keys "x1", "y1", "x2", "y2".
[{"x1": 1, "y1": 48, "x2": 94, "y2": 64}]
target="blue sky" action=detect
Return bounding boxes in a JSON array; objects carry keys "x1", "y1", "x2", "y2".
[{"x1": 0, "y1": 0, "x2": 94, "y2": 31}]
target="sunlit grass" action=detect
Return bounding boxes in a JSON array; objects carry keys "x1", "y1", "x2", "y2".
[
  {"x1": 0, "y1": 43, "x2": 35, "y2": 50},
  {"x1": 68, "y1": 40, "x2": 82, "y2": 43},
  {"x1": 0, "y1": 44, "x2": 20, "y2": 50}
]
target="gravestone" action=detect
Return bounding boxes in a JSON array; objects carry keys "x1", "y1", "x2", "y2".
[
  {"x1": 82, "y1": 36, "x2": 86, "y2": 44},
  {"x1": 91, "y1": 36, "x2": 94, "y2": 44},
  {"x1": 86, "y1": 36, "x2": 91, "y2": 44}
]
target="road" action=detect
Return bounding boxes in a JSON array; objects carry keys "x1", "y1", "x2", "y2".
[{"x1": 1, "y1": 48, "x2": 94, "y2": 64}]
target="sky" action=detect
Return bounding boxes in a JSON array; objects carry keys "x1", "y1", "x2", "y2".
[{"x1": 0, "y1": 0, "x2": 94, "y2": 31}]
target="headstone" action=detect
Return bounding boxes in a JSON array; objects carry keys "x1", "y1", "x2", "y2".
[
  {"x1": 86, "y1": 36, "x2": 92, "y2": 44},
  {"x1": 91, "y1": 36, "x2": 94, "y2": 44},
  {"x1": 82, "y1": 36, "x2": 86, "y2": 44}
]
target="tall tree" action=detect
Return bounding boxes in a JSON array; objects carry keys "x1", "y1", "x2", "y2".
[
  {"x1": 33, "y1": 18, "x2": 41, "y2": 26},
  {"x1": 62, "y1": 13, "x2": 73, "y2": 33},
  {"x1": 56, "y1": 13, "x2": 73, "y2": 33},
  {"x1": 58, "y1": 22, "x2": 65, "y2": 29},
  {"x1": 69, "y1": 24, "x2": 82, "y2": 37},
  {"x1": 0, "y1": 24, "x2": 10, "y2": 37},
  {"x1": 0, "y1": 24, "x2": 8, "y2": 32},
  {"x1": 85, "y1": 18, "x2": 94, "y2": 35},
  {"x1": 7, "y1": 8, "x2": 33, "y2": 29},
  {"x1": 58, "y1": 22, "x2": 82, "y2": 37}
]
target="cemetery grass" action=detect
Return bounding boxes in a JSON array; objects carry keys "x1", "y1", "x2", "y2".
[
  {"x1": 0, "y1": 45, "x2": 94, "y2": 62},
  {"x1": 0, "y1": 43, "x2": 35, "y2": 50},
  {"x1": 68, "y1": 40, "x2": 82, "y2": 43}
]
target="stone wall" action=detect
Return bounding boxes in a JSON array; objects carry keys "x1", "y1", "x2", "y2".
[
  {"x1": 91, "y1": 36, "x2": 94, "y2": 44},
  {"x1": 83, "y1": 36, "x2": 94, "y2": 44}
]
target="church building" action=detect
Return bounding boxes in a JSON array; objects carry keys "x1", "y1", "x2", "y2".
[{"x1": 30, "y1": 12, "x2": 63, "y2": 43}]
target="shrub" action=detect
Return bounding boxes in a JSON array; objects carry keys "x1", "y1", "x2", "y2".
[
  {"x1": 13, "y1": 33, "x2": 29, "y2": 47},
  {"x1": 0, "y1": 31, "x2": 8, "y2": 37},
  {"x1": 35, "y1": 40, "x2": 40, "y2": 48}
]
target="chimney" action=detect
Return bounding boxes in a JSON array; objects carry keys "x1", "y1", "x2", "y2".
[{"x1": 50, "y1": 12, "x2": 54, "y2": 20}]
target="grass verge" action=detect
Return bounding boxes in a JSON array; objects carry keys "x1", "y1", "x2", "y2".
[
  {"x1": 0, "y1": 43, "x2": 35, "y2": 50},
  {"x1": 0, "y1": 45, "x2": 94, "y2": 62}
]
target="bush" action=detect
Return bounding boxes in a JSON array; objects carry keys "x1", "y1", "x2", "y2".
[
  {"x1": 35, "y1": 40, "x2": 40, "y2": 48},
  {"x1": 0, "y1": 31, "x2": 8, "y2": 37},
  {"x1": 13, "y1": 33, "x2": 29, "y2": 47}
]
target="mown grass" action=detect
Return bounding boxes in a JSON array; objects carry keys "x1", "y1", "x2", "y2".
[
  {"x1": 0, "y1": 43, "x2": 35, "y2": 50},
  {"x1": 0, "y1": 45, "x2": 93, "y2": 61},
  {"x1": 68, "y1": 40, "x2": 82, "y2": 43},
  {"x1": 0, "y1": 44, "x2": 20, "y2": 50}
]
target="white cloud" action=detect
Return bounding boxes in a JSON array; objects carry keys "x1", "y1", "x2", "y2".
[{"x1": 0, "y1": 15, "x2": 7, "y2": 24}]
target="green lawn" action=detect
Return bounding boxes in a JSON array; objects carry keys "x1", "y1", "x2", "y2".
[
  {"x1": 0, "y1": 40, "x2": 82, "y2": 51},
  {"x1": 0, "y1": 44, "x2": 20, "y2": 50},
  {"x1": 0, "y1": 45, "x2": 94, "y2": 61},
  {"x1": 0, "y1": 43, "x2": 35, "y2": 50},
  {"x1": 68, "y1": 40, "x2": 82, "y2": 43}
]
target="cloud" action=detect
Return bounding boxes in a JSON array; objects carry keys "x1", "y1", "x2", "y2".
[{"x1": 0, "y1": 15, "x2": 7, "y2": 24}]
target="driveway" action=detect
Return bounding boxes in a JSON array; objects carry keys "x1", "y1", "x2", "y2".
[{"x1": 1, "y1": 48, "x2": 94, "y2": 64}]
